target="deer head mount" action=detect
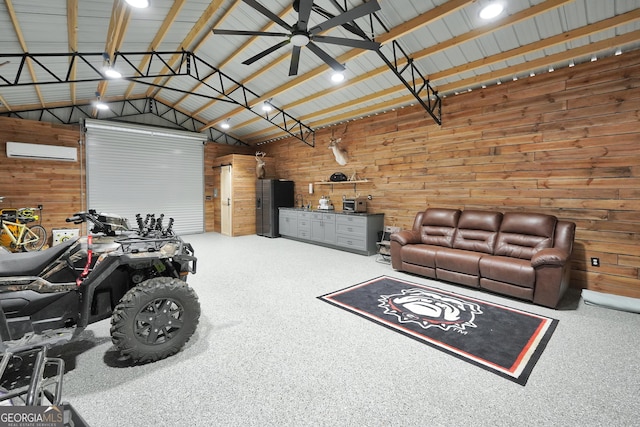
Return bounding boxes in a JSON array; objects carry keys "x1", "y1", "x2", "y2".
[
  {"x1": 328, "y1": 137, "x2": 348, "y2": 166},
  {"x1": 255, "y1": 151, "x2": 266, "y2": 179}
]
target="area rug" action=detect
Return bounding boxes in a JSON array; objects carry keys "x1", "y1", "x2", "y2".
[{"x1": 318, "y1": 276, "x2": 558, "y2": 385}]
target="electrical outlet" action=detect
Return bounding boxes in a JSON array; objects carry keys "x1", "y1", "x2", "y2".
[{"x1": 590, "y1": 257, "x2": 600, "y2": 267}]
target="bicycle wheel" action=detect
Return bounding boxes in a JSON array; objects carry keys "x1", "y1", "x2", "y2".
[{"x1": 23, "y1": 225, "x2": 47, "y2": 252}]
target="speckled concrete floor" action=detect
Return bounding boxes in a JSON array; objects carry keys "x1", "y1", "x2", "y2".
[{"x1": 59, "y1": 232, "x2": 640, "y2": 427}]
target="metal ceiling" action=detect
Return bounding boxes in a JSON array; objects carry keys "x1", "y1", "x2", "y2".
[{"x1": 0, "y1": 0, "x2": 639, "y2": 145}]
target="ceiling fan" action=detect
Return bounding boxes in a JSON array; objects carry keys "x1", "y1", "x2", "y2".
[{"x1": 213, "y1": 0, "x2": 381, "y2": 76}]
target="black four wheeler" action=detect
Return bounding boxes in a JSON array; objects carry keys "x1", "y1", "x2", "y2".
[{"x1": 0, "y1": 210, "x2": 200, "y2": 364}]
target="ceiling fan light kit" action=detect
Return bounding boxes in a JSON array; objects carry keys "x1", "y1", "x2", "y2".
[{"x1": 290, "y1": 33, "x2": 310, "y2": 47}]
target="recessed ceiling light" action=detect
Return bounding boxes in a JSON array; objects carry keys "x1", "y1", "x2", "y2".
[
  {"x1": 125, "y1": 0, "x2": 149, "y2": 8},
  {"x1": 479, "y1": 3, "x2": 504, "y2": 20}
]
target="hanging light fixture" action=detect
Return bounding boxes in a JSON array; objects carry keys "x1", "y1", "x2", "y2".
[
  {"x1": 94, "y1": 92, "x2": 109, "y2": 110},
  {"x1": 262, "y1": 98, "x2": 273, "y2": 112},
  {"x1": 95, "y1": 100, "x2": 109, "y2": 110},
  {"x1": 102, "y1": 53, "x2": 122, "y2": 79},
  {"x1": 125, "y1": 0, "x2": 150, "y2": 8},
  {"x1": 221, "y1": 119, "x2": 230, "y2": 129},
  {"x1": 104, "y1": 66, "x2": 122, "y2": 79}
]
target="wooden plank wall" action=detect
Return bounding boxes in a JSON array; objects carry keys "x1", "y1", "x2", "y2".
[
  {"x1": 0, "y1": 118, "x2": 83, "y2": 244},
  {"x1": 264, "y1": 49, "x2": 640, "y2": 299}
]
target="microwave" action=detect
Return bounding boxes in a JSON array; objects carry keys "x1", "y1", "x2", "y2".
[{"x1": 343, "y1": 197, "x2": 367, "y2": 213}]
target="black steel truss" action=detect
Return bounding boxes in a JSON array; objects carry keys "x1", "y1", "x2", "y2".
[
  {"x1": 320, "y1": 0, "x2": 442, "y2": 125},
  {"x1": 0, "y1": 51, "x2": 314, "y2": 145},
  {"x1": 0, "y1": 97, "x2": 247, "y2": 146}
]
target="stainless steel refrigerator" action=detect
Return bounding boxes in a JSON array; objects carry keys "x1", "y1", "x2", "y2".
[{"x1": 256, "y1": 179, "x2": 294, "y2": 237}]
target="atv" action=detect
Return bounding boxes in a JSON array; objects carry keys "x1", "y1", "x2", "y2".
[{"x1": 0, "y1": 210, "x2": 200, "y2": 363}]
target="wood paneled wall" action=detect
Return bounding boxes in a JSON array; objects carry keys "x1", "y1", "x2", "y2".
[
  {"x1": 264, "y1": 49, "x2": 640, "y2": 299},
  {"x1": 0, "y1": 118, "x2": 83, "y2": 241}
]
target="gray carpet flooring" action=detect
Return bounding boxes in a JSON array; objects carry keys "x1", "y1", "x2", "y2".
[{"x1": 60, "y1": 232, "x2": 640, "y2": 426}]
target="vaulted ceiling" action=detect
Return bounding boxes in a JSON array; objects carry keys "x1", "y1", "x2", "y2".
[{"x1": 1, "y1": 0, "x2": 639, "y2": 146}]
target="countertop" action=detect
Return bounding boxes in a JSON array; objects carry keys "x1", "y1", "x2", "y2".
[{"x1": 279, "y1": 207, "x2": 382, "y2": 216}]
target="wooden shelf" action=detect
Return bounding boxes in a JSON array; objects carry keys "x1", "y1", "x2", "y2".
[
  {"x1": 315, "y1": 180, "x2": 369, "y2": 191},
  {"x1": 315, "y1": 180, "x2": 369, "y2": 185}
]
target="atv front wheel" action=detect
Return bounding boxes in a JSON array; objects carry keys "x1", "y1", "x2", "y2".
[{"x1": 110, "y1": 277, "x2": 200, "y2": 363}]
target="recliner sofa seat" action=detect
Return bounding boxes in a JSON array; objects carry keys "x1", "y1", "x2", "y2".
[{"x1": 390, "y1": 208, "x2": 575, "y2": 308}]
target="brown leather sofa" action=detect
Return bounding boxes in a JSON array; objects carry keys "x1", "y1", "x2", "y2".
[{"x1": 390, "y1": 208, "x2": 576, "y2": 308}]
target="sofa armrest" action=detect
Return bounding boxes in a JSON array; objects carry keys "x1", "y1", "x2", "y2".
[
  {"x1": 531, "y1": 248, "x2": 570, "y2": 268},
  {"x1": 390, "y1": 230, "x2": 421, "y2": 246}
]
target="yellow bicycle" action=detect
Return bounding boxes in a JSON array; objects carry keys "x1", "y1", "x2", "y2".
[{"x1": 0, "y1": 207, "x2": 47, "y2": 252}]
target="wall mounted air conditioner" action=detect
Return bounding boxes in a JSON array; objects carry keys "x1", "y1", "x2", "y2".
[{"x1": 6, "y1": 141, "x2": 77, "y2": 162}]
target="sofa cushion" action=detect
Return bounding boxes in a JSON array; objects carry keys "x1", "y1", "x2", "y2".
[
  {"x1": 436, "y1": 247, "x2": 484, "y2": 275},
  {"x1": 453, "y1": 210, "x2": 503, "y2": 254},
  {"x1": 479, "y1": 255, "x2": 536, "y2": 287},
  {"x1": 494, "y1": 212, "x2": 557, "y2": 260},
  {"x1": 420, "y1": 208, "x2": 461, "y2": 247},
  {"x1": 401, "y1": 244, "x2": 438, "y2": 268}
]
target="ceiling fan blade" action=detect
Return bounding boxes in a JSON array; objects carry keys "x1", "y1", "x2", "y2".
[
  {"x1": 242, "y1": 0, "x2": 292, "y2": 31},
  {"x1": 213, "y1": 29, "x2": 289, "y2": 37},
  {"x1": 309, "y1": 0, "x2": 381, "y2": 35},
  {"x1": 312, "y1": 4, "x2": 369, "y2": 39},
  {"x1": 312, "y1": 35, "x2": 380, "y2": 50},
  {"x1": 296, "y1": 0, "x2": 314, "y2": 31},
  {"x1": 289, "y1": 46, "x2": 302, "y2": 76},
  {"x1": 306, "y1": 42, "x2": 346, "y2": 73},
  {"x1": 242, "y1": 39, "x2": 291, "y2": 66}
]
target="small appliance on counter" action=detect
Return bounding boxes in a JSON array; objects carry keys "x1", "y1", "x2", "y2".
[
  {"x1": 318, "y1": 196, "x2": 334, "y2": 210},
  {"x1": 343, "y1": 197, "x2": 367, "y2": 213}
]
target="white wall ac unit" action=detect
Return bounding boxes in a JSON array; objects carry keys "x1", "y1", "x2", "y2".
[{"x1": 6, "y1": 141, "x2": 77, "y2": 162}]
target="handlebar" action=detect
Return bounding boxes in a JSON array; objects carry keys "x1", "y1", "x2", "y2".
[{"x1": 67, "y1": 210, "x2": 175, "y2": 237}]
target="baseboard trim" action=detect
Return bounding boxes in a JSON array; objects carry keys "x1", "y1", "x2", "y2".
[{"x1": 581, "y1": 289, "x2": 640, "y2": 314}]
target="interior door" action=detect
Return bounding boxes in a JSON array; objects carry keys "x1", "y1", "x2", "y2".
[{"x1": 221, "y1": 165, "x2": 232, "y2": 236}]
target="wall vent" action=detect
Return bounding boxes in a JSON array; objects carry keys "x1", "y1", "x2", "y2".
[{"x1": 6, "y1": 141, "x2": 77, "y2": 162}]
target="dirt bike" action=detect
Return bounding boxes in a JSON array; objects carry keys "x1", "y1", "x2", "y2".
[{"x1": 0, "y1": 210, "x2": 199, "y2": 412}]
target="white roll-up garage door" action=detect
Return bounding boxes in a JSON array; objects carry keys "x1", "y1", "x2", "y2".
[{"x1": 84, "y1": 119, "x2": 204, "y2": 235}]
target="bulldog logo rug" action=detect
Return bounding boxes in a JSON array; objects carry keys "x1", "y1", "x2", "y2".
[{"x1": 318, "y1": 276, "x2": 559, "y2": 385}]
